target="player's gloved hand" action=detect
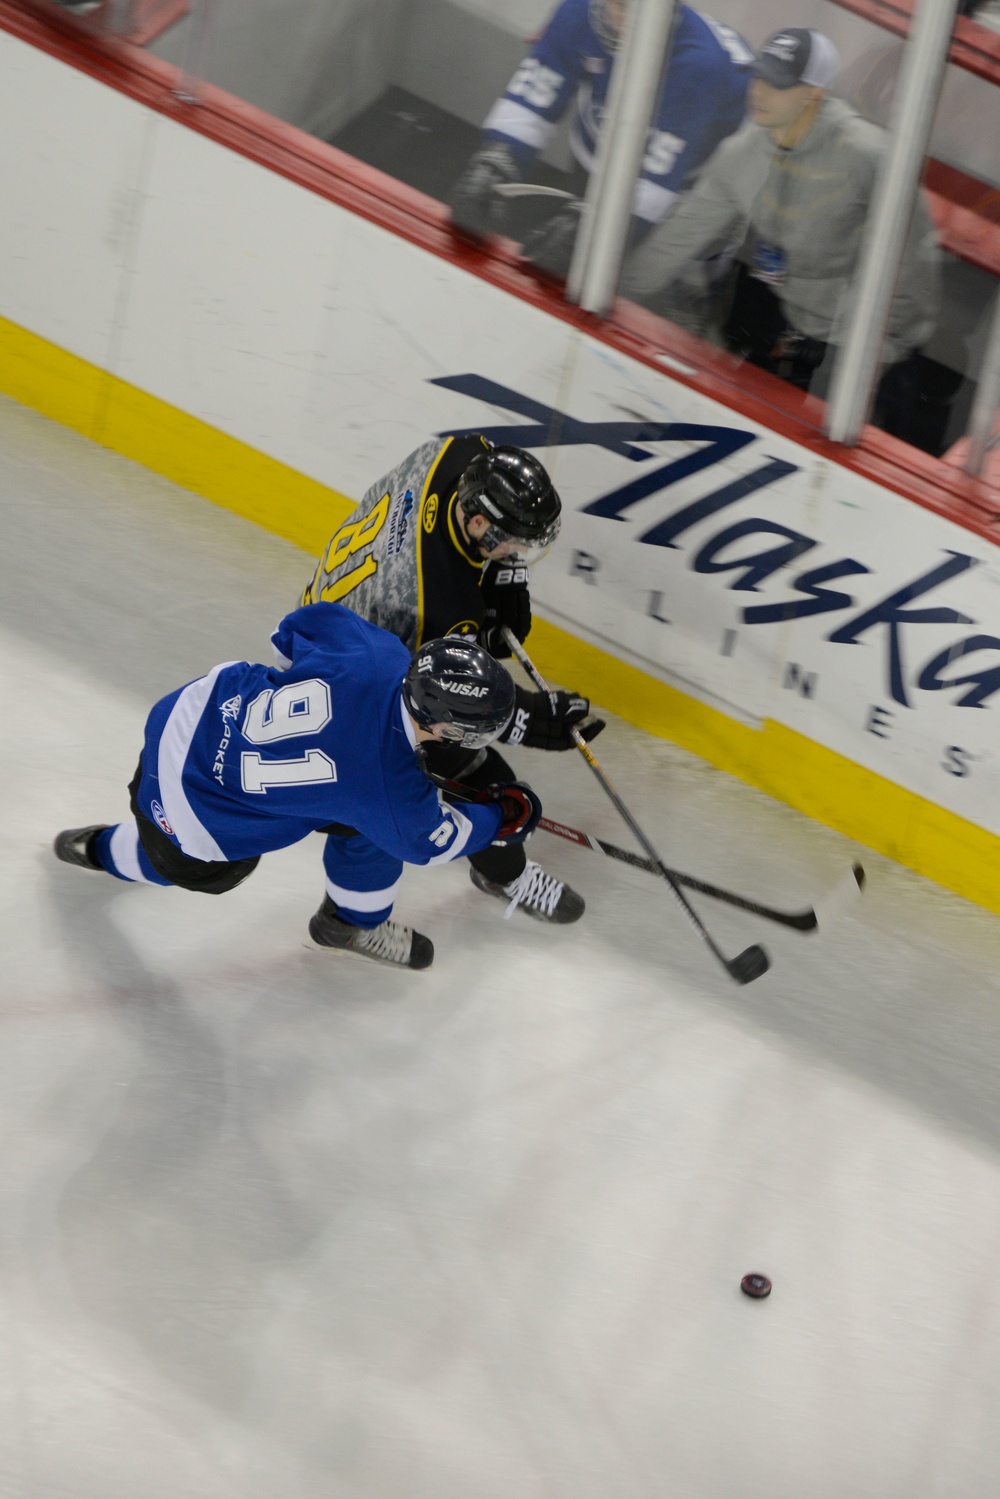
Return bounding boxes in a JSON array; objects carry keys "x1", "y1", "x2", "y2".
[
  {"x1": 479, "y1": 560, "x2": 531, "y2": 658},
  {"x1": 450, "y1": 142, "x2": 521, "y2": 238},
  {"x1": 477, "y1": 781, "x2": 543, "y2": 846},
  {"x1": 501, "y1": 687, "x2": 606, "y2": 751},
  {"x1": 521, "y1": 200, "x2": 584, "y2": 279}
]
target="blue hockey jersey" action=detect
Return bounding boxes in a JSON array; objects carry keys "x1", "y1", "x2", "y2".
[
  {"x1": 483, "y1": 0, "x2": 751, "y2": 224},
  {"x1": 133, "y1": 603, "x2": 502, "y2": 865}
]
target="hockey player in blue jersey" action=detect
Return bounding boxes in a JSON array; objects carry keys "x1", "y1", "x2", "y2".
[
  {"x1": 450, "y1": 0, "x2": 752, "y2": 275},
  {"x1": 302, "y1": 439, "x2": 602, "y2": 927},
  {"x1": 53, "y1": 604, "x2": 543, "y2": 970}
]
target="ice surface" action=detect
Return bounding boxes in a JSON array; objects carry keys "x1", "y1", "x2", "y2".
[{"x1": 5, "y1": 395, "x2": 1000, "y2": 1497}]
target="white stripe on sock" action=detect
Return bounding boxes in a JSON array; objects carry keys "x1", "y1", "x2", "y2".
[
  {"x1": 325, "y1": 877, "x2": 401, "y2": 913},
  {"x1": 108, "y1": 823, "x2": 159, "y2": 884}
]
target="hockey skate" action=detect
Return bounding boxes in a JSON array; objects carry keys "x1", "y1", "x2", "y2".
[
  {"x1": 53, "y1": 825, "x2": 110, "y2": 871},
  {"x1": 308, "y1": 896, "x2": 433, "y2": 970},
  {"x1": 470, "y1": 859, "x2": 584, "y2": 923}
]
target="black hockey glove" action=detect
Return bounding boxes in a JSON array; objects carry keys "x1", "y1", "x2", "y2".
[
  {"x1": 450, "y1": 142, "x2": 521, "y2": 238},
  {"x1": 477, "y1": 781, "x2": 543, "y2": 846},
  {"x1": 500, "y1": 686, "x2": 605, "y2": 752},
  {"x1": 479, "y1": 560, "x2": 531, "y2": 659},
  {"x1": 521, "y1": 200, "x2": 584, "y2": 279}
]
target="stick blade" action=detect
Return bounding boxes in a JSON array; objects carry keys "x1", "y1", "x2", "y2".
[
  {"x1": 812, "y1": 862, "x2": 866, "y2": 931},
  {"x1": 727, "y1": 944, "x2": 770, "y2": 985},
  {"x1": 493, "y1": 182, "x2": 578, "y2": 201}
]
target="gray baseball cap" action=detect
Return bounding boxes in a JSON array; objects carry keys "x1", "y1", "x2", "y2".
[{"x1": 753, "y1": 28, "x2": 840, "y2": 89}]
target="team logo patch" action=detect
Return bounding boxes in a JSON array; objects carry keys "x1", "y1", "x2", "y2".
[
  {"x1": 150, "y1": 800, "x2": 173, "y2": 835},
  {"x1": 765, "y1": 33, "x2": 798, "y2": 59},
  {"x1": 423, "y1": 493, "x2": 439, "y2": 533},
  {"x1": 447, "y1": 620, "x2": 478, "y2": 637},
  {"x1": 386, "y1": 489, "x2": 414, "y2": 557},
  {"x1": 221, "y1": 694, "x2": 242, "y2": 721}
]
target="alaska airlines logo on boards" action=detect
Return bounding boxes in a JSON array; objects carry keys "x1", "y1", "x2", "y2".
[{"x1": 433, "y1": 374, "x2": 997, "y2": 778}]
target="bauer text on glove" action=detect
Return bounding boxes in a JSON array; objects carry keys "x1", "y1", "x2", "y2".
[
  {"x1": 479, "y1": 561, "x2": 531, "y2": 658},
  {"x1": 500, "y1": 687, "x2": 605, "y2": 751}
]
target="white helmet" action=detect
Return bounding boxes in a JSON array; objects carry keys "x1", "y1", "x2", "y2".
[{"x1": 588, "y1": 0, "x2": 630, "y2": 50}]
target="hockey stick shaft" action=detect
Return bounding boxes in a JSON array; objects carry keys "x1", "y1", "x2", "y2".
[
  {"x1": 432, "y1": 769, "x2": 845, "y2": 933},
  {"x1": 535, "y1": 815, "x2": 820, "y2": 929},
  {"x1": 501, "y1": 629, "x2": 768, "y2": 985}
]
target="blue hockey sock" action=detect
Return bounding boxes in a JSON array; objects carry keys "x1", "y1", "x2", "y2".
[{"x1": 94, "y1": 824, "x2": 172, "y2": 886}]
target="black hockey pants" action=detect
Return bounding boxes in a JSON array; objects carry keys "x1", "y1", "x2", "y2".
[{"x1": 128, "y1": 760, "x2": 260, "y2": 894}]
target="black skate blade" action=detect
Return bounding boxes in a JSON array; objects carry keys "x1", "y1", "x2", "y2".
[{"x1": 726, "y1": 944, "x2": 769, "y2": 985}]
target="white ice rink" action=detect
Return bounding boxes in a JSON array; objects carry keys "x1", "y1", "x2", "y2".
[{"x1": 6, "y1": 393, "x2": 1000, "y2": 1497}]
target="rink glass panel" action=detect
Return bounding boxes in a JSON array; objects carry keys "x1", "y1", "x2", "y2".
[
  {"x1": 867, "y1": 32, "x2": 1000, "y2": 476},
  {"x1": 132, "y1": 0, "x2": 997, "y2": 469},
  {"x1": 144, "y1": 0, "x2": 570, "y2": 206},
  {"x1": 7, "y1": 0, "x2": 1000, "y2": 479},
  {"x1": 612, "y1": 0, "x2": 999, "y2": 463}
]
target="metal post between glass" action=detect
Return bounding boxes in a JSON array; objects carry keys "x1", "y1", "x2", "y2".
[{"x1": 826, "y1": 0, "x2": 960, "y2": 446}]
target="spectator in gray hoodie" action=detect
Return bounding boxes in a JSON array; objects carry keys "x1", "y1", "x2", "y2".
[{"x1": 624, "y1": 28, "x2": 950, "y2": 452}]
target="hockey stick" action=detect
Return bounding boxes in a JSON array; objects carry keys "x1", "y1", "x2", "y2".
[
  {"x1": 431, "y1": 768, "x2": 862, "y2": 933},
  {"x1": 492, "y1": 183, "x2": 578, "y2": 202},
  {"x1": 536, "y1": 813, "x2": 866, "y2": 932},
  {"x1": 501, "y1": 629, "x2": 769, "y2": 986}
]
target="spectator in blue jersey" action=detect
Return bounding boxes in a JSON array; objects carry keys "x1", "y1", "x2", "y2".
[
  {"x1": 449, "y1": 0, "x2": 752, "y2": 276},
  {"x1": 52, "y1": 604, "x2": 545, "y2": 972}
]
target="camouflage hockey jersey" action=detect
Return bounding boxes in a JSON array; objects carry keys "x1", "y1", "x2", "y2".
[{"x1": 302, "y1": 435, "x2": 493, "y2": 651}]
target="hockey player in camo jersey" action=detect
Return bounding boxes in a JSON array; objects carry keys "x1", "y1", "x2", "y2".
[{"x1": 301, "y1": 433, "x2": 604, "y2": 924}]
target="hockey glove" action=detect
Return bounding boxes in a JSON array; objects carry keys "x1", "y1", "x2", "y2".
[
  {"x1": 500, "y1": 686, "x2": 606, "y2": 752},
  {"x1": 450, "y1": 142, "x2": 521, "y2": 238},
  {"x1": 521, "y1": 200, "x2": 584, "y2": 279},
  {"x1": 479, "y1": 560, "x2": 531, "y2": 658},
  {"x1": 478, "y1": 781, "x2": 543, "y2": 846}
]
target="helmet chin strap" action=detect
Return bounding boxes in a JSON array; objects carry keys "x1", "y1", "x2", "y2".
[
  {"x1": 479, "y1": 520, "x2": 525, "y2": 556},
  {"x1": 464, "y1": 500, "x2": 559, "y2": 560},
  {"x1": 459, "y1": 497, "x2": 530, "y2": 561}
]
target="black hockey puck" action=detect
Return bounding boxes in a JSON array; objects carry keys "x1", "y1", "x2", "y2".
[{"x1": 740, "y1": 1273, "x2": 772, "y2": 1299}]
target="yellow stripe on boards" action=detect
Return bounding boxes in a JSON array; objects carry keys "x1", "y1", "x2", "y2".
[
  {"x1": 3, "y1": 312, "x2": 998, "y2": 915},
  {"x1": 0, "y1": 315, "x2": 352, "y2": 556},
  {"x1": 528, "y1": 615, "x2": 1000, "y2": 918}
]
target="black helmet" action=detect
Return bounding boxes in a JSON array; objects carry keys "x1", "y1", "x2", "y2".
[
  {"x1": 457, "y1": 446, "x2": 561, "y2": 558},
  {"x1": 403, "y1": 637, "x2": 516, "y2": 749}
]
